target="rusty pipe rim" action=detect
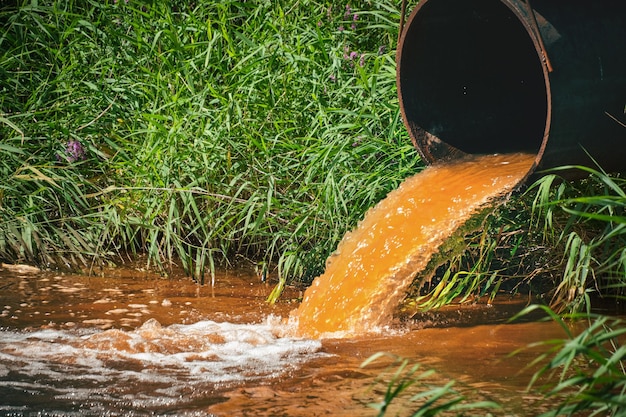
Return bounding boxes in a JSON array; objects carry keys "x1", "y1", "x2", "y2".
[{"x1": 396, "y1": 0, "x2": 553, "y2": 184}]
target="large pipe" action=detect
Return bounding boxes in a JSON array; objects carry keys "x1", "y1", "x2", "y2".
[{"x1": 397, "y1": 0, "x2": 626, "y2": 179}]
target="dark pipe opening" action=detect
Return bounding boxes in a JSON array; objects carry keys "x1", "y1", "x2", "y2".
[
  {"x1": 397, "y1": 0, "x2": 548, "y2": 164},
  {"x1": 399, "y1": 0, "x2": 626, "y2": 176}
]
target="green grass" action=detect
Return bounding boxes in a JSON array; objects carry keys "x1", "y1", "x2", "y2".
[
  {"x1": 0, "y1": 0, "x2": 420, "y2": 287},
  {"x1": 529, "y1": 165, "x2": 626, "y2": 313},
  {"x1": 361, "y1": 352, "x2": 500, "y2": 417}
]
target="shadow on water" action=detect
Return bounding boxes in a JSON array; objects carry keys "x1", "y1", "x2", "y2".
[{"x1": 0, "y1": 263, "x2": 577, "y2": 416}]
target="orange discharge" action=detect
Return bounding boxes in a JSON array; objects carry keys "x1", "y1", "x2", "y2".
[{"x1": 293, "y1": 153, "x2": 536, "y2": 338}]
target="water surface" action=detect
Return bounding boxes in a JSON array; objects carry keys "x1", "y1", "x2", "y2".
[{"x1": 1, "y1": 263, "x2": 569, "y2": 416}]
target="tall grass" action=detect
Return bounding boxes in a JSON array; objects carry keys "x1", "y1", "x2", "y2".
[
  {"x1": 0, "y1": 0, "x2": 420, "y2": 286},
  {"x1": 529, "y1": 166, "x2": 626, "y2": 313},
  {"x1": 2, "y1": 0, "x2": 624, "y2": 313}
]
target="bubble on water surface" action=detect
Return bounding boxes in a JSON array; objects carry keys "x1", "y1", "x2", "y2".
[{"x1": 106, "y1": 308, "x2": 129, "y2": 315}]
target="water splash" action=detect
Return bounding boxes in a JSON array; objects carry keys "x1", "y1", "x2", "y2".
[{"x1": 0, "y1": 317, "x2": 323, "y2": 415}]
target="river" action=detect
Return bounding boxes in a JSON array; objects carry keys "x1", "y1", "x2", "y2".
[{"x1": 0, "y1": 263, "x2": 572, "y2": 416}]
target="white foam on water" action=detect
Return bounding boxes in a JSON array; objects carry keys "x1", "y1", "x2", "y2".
[{"x1": 0, "y1": 317, "x2": 324, "y2": 414}]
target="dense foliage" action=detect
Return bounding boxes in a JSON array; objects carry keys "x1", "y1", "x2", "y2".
[{"x1": 0, "y1": 0, "x2": 419, "y2": 285}]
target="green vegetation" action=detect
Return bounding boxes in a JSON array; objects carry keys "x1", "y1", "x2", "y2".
[
  {"x1": 513, "y1": 306, "x2": 626, "y2": 417},
  {"x1": 1, "y1": 0, "x2": 624, "y2": 310},
  {"x1": 362, "y1": 352, "x2": 500, "y2": 416},
  {"x1": 0, "y1": 0, "x2": 419, "y2": 288}
]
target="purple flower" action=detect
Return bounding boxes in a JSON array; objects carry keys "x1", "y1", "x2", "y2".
[
  {"x1": 359, "y1": 53, "x2": 365, "y2": 67},
  {"x1": 349, "y1": 51, "x2": 358, "y2": 60},
  {"x1": 59, "y1": 140, "x2": 86, "y2": 163},
  {"x1": 353, "y1": 13, "x2": 359, "y2": 21},
  {"x1": 338, "y1": 25, "x2": 344, "y2": 32},
  {"x1": 350, "y1": 23, "x2": 356, "y2": 30}
]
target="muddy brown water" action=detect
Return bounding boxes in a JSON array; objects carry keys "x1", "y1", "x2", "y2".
[{"x1": 1, "y1": 263, "x2": 575, "y2": 416}]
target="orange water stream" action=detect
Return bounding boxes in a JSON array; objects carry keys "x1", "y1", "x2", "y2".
[{"x1": 294, "y1": 153, "x2": 535, "y2": 338}]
